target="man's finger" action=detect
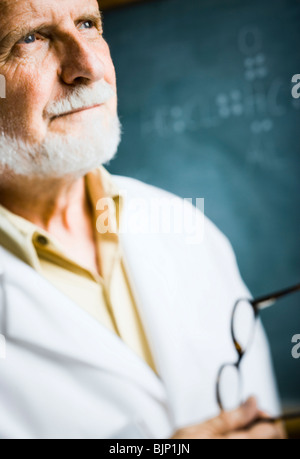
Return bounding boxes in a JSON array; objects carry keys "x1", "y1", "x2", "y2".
[
  {"x1": 209, "y1": 397, "x2": 259, "y2": 434},
  {"x1": 247, "y1": 422, "x2": 286, "y2": 440}
]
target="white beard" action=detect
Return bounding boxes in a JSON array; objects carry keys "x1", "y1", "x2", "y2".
[{"x1": 0, "y1": 113, "x2": 122, "y2": 179}]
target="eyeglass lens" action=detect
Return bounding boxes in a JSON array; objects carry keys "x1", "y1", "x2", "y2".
[
  {"x1": 218, "y1": 364, "x2": 242, "y2": 412},
  {"x1": 232, "y1": 299, "x2": 256, "y2": 355}
]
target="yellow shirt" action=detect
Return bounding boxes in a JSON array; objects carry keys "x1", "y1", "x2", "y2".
[{"x1": 0, "y1": 166, "x2": 157, "y2": 375}]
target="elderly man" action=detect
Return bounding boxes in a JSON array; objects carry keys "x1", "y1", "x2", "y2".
[{"x1": 0, "y1": 0, "x2": 284, "y2": 439}]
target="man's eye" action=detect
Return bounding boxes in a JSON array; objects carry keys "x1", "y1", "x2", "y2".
[
  {"x1": 18, "y1": 34, "x2": 37, "y2": 45},
  {"x1": 79, "y1": 21, "x2": 95, "y2": 30}
]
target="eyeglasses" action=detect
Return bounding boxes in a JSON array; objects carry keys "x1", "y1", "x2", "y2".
[{"x1": 216, "y1": 283, "x2": 300, "y2": 424}]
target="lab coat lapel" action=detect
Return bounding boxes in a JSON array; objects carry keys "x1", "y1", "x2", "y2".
[
  {"x1": 0, "y1": 247, "x2": 167, "y2": 404},
  {"x1": 119, "y1": 230, "x2": 199, "y2": 422}
]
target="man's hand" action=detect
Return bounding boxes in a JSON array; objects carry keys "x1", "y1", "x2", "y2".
[{"x1": 171, "y1": 398, "x2": 286, "y2": 439}]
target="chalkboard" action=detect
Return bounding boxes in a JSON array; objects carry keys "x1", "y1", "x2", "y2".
[{"x1": 104, "y1": 0, "x2": 300, "y2": 407}]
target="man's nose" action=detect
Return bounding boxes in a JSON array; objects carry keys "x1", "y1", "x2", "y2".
[{"x1": 58, "y1": 34, "x2": 105, "y2": 85}]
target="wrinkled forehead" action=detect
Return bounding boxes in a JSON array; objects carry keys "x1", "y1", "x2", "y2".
[
  {"x1": 0, "y1": 0, "x2": 100, "y2": 16},
  {"x1": 0, "y1": 0, "x2": 33, "y2": 14},
  {"x1": 0, "y1": 0, "x2": 101, "y2": 42}
]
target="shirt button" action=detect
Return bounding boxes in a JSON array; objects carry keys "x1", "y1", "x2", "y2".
[{"x1": 35, "y1": 235, "x2": 48, "y2": 246}]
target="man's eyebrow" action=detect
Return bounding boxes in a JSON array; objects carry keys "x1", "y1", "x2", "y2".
[
  {"x1": 0, "y1": 23, "x2": 49, "y2": 48},
  {"x1": 0, "y1": 9, "x2": 103, "y2": 49},
  {"x1": 83, "y1": 8, "x2": 103, "y2": 20},
  {"x1": 75, "y1": 9, "x2": 103, "y2": 25}
]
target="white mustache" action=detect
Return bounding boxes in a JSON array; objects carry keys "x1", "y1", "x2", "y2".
[{"x1": 44, "y1": 80, "x2": 116, "y2": 119}]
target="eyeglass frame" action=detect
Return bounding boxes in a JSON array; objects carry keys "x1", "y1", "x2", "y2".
[{"x1": 216, "y1": 283, "x2": 300, "y2": 423}]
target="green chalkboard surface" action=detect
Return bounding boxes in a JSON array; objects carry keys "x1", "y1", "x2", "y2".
[{"x1": 104, "y1": 0, "x2": 300, "y2": 407}]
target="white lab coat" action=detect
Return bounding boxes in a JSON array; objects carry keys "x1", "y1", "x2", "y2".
[{"x1": 0, "y1": 174, "x2": 280, "y2": 439}]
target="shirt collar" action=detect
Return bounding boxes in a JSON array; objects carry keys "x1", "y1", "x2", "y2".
[{"x1": 0, "y1": 165, "x2": 123, "y2": 268}]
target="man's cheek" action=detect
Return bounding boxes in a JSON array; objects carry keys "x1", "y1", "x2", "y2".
[
  {"x1": 0, "y1": 90, "x2": 21, "y2": 134},
  {"x1": 0, "y1": 85, "x2": 45, "y2": 140}
]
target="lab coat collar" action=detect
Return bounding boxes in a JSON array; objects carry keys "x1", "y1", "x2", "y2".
[{"x1": 0, "y1": 246, "x2": 169, "y2": 406}]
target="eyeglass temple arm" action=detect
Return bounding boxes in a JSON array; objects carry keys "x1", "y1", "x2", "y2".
[
  {"x1": 254, "y1": 412, "x2": 300, "y2": 424},
  {"x1": 251, "y1": 283, "x2": 300, "y2": 310}
]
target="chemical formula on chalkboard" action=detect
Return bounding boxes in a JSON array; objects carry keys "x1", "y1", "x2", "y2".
[{"x1": 141, "y1": 26, "x2": 300, "y2": 169}]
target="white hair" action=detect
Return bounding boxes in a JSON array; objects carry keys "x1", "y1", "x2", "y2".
[
  {"x1": 0, "y1": 80, "x2": 122, "y2": 179},
  {"x1": 44, "y1": 80, "x2": 115, "y2": 119}
]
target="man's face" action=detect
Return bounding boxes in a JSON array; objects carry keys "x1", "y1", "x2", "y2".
[{"x1": 0, "y1": 0, "x2": 121, "y2": 178}]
